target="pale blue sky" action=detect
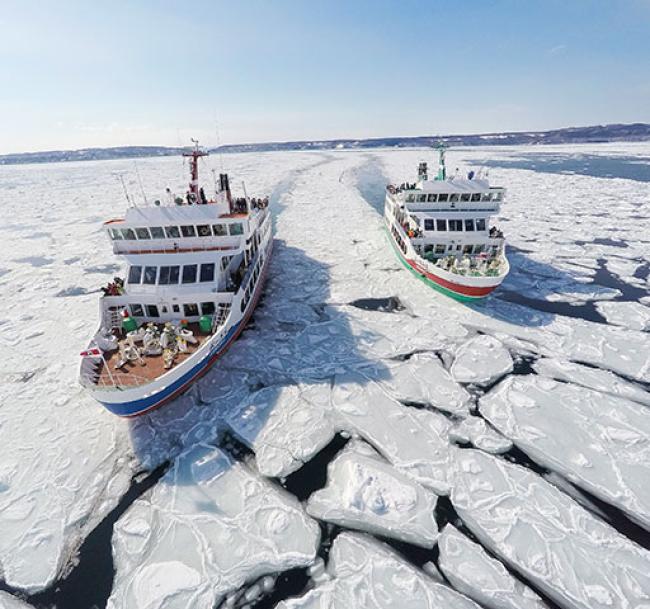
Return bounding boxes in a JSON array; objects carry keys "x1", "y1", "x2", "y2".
[{"x1": 1, "y1": 0, "x2": 650, "y2": 153}]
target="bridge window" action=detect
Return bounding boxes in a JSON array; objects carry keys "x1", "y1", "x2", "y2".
[
  {"x1": 482, "y1": 193, "x2": 492, "y2": 202},
  {"x1": 427, "y1": 194, "x2": 438, "y2": 202},
  {"x1": 493, "y1": 191, "x2": 503, "y2": 201},
  {"x1": 406, "y1": 194, "x2": 415, "y2": 202},
  {"x1": 417, "y1": 194, "x2": 427, "y2": 202},
  {"x1": 109, "y1": 228, "x2": 122, "y2": 240},
  {"x1": 471, "y1": 193, "x2": 481, "y2": 202},
  {"x1": 121, "y1": 228, "x2": 136, "y2": 240},
  {"x1": 213, "y1": 224, "x2": 227, "y2": 236},
  {"x1": 197, "y1": 224, "x2": 212, "y2": 237},
  {"x1": 183, "y1": 303, "x2": 199, "y2": 317},
  {"x1": 143, "y1": 266, "x2": 157, "y2": 284},
  {"x1": 436, "y1": 219, "x2": 447, "y2": 231},
  {"x1": 135, "y1": 227, "x2": 151, "y2": 239},
  {"x1": 130, "y1": 304, "x2": 144, "y2": 317},
  {"x1": 450, "y1": 194, "x2": 459, "y2": 203},
  {"x1": 128, "y1": 265, "x2": 142, "y2": 284},
  {"x1": 159, "y1": 266, "x2": 180, "y2": 285},
  {"x1": 460, "y1": 194, "x2": 470, "y2": 202},
  {"x1": 229, "y1": 223, "x2": 244, "y2": 236},
  {"x1": 465, "y1": 219, "x2": 475, "y2": 231},
  {"x1": 474, "y1": 244, "x2": 485, "y2": 254},
  {"x1": 200, "y1": 263, "x2": 215, "y2": 282},
  {"x1": 146, "y1": 305, "x2": 159, "y2": 317},
  {"x1": 435, "y1": 244, "x2": 446, "y2": 254},
  {"x1": 149, "y1": 226, "x2": 165, "y2": 239},
  {"x1": 449, "y1": 219, "x2": 463, "y2": 231},
  {"x1": 182, "y1": 264, "x2": 197, "y2": 284},
  {"x1": 476, "y1": 218, "x2": 486, "y2": 231},
  {"x1": 201, "y1": 302, "x2": 216, "y2": 316},
  {"x1": 424, "y1": 219, "x2": 435, "y2": 231},
  {"x1": 463, "y1": 245, "x2": 473, "y2": 254},
  {"x1": 181, "y1": 225, "x2": 196, "y2": 238},
  {"x1": 438, "y1": 194, "x2": 449, "y2": 202},
  {"x1": 165, "y1": 226, "x2": 181, "y2": 238}
]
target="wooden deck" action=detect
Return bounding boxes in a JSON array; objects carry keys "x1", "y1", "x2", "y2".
[{"x1": 92, "y1": 323, "x2": 212, "y2": 388}]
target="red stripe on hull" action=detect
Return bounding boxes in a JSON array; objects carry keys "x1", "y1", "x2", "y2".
[{"x1": 407, "y1": 259, "x2": 498, "y2": 297}]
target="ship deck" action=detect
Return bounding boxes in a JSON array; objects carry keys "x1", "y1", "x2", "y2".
[{"x1": 92, "y1": 323, "x2": 212, "y2": 388}]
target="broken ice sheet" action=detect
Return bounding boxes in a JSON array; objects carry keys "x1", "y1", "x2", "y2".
[
  {"x1": 0, "y1": 592, "x2": 35, "y2": 609},
  {"x1": 331, "y1": 373, "x2": 453, "y2": 494},
  {"x1": 108, "y1": 444, "x2": 319, "y2": 609},
  {"x1": 370, "y1": 352, "x2": 471, "y2": 417},
  {"x1": 438, "y1": 525, "x2": 548, "y2": 609},
  {"x1": 480, "y1": 375, "x2": 650, "y2": 529},
  {"x1": 448, "y1": 416, "x2": 513, "y2": 454},
  {"x1": 278, "y1": 531, "x2": 481, "y2": 609},
  {"x1": 223, "y1": 382, "x2": 336, "y2": 478},
  {"x1": 306, "y1": 440, "x2": 438, "y2": 547},
  {"x1": 451, "y1": 449, "x2": 650, "y2": 609},
  {"x1": 450, "y1": 335, "x2": 513, "y2": 387},
  {"x1": 595, "y1": 300, "x2": 650, "y2": 331}
]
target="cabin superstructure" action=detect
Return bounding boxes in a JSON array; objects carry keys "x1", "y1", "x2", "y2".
[
  {"x1": 79, "y1": 142, "x2": 273, "y2": 416},
  {"x1": 384, "y1": 145, "x2": 509, "y2": 300}
]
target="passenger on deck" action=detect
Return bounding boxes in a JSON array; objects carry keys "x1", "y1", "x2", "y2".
[{"x1": 199, "y1": 187, "x2": 208, "y2": 204}]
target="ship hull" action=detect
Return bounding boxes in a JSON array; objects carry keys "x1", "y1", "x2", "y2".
[
  {"x1": 385, "y1": 225, "x2": 506, "y2": 301},
  {"x1": 90, "y1": 240, "x2": 273, "y2": 417}
]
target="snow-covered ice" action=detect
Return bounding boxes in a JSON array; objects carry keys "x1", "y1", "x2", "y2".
[
  {"x1": 0, "y1": 592, "x2": 34, "y2": 609},
  {"x1": 331, "y1": 374, "x2": 453, "y2": 494},
  {"x1": 450, "y1": 335, "x2": 514, "y2": 386},
  {"x1": 438, "y1": 525, "x2": 548, "y2": 609},
  {"x1": 1, "y1": 144, "x2": 650, "y2": 605},
  {"x1": 107, "y1": 444, "x2": 320, "y2": 609},
  {"x1": 480, "y1": 375, "x2": 650, "y2": 529},
  {"x1": 451, "y1": 449, "x2": 650, "y2": 609},
  {"x1": 277, "y1": 532, "x2": 482, "y2": 609},
  {"x1": 306, "y1": 440, "x2": 439, "y2": 547}
]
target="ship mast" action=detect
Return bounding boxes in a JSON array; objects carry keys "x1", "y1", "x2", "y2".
[
  {"x1": 182, "y1": 139, "x2": 208, "y2": 198},
  {"x1": 435, "y1": 142, "x2": 447, "y2": 181}
]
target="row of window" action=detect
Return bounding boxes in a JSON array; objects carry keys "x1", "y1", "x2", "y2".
[
  {"x1": 390, "y1": 225, "x2": 407, "y2": 255},
  {"x1": 128, "y1": 261, "x2": 229, "y2": 286},
  {"x1": 130, "y1": 301, "x2": 216, "y2": 319},
  {"x1": 422, "y1": 218, "x2": 487, "y2": 232},
  {"x1": 240, "y1": 252, "x2": 264, "y2": 312},
  {"x1": 406, "y1": 191, "x2": 502, "y2": 204},
  {"x1": 109, "y1": 222, "x2": 244, "y2": 241},
  {"x1": 419, "y1": 243, "x2": 497, "y2": 256}
]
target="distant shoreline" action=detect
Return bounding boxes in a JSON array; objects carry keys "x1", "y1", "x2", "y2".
[{"x1": 2, "y1": 122, "x2": 649, "y2": 166}]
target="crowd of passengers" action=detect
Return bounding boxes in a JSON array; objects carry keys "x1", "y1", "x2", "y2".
[{"x1": 169, "y1": 187, "x2": 269, "y2": 211}]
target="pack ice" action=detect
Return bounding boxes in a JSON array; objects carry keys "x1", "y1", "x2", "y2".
[{"x1": 451, "y1": 449, "x2": 650, "y2": 609}]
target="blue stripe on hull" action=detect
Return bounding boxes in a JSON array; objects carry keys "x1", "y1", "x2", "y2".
[{"x1": 100, "y1": 319, "x2": 242, "y2": 417}]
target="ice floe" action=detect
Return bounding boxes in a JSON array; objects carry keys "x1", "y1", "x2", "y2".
[
  {"x1": 223, "y1": 383, "x2": 336, "y2": 478},
  {"x1": 278, "y1": 532, "x2": 481, "y2": 609},
  {"x1": 108, "y1": 444, "x2": 319, "y2": 609},
  {"x1": 306, "y1": 440, "x2": 438, "y2": 547},
  {"x1": 331, "y1": 374, "x2": 453, "y2": 494},
  {"x1": 480, "y1": 375, "x2": 650, "y2": 529},
  {"x1": 450, "y1": 335, "x2": 513, "y2": 387},
  {"x1": 595, "y1": 301, "x2": 650, "y2": 331},
  {"x1": 0, "y1": 592, "x2": 34, "y2": 609},
  {"x1": 451, "y1": 449, "x2": 650, "y2": 609},
  {"x1": 449, "y1": 416, "x2": 513, "y2": 454},
  {"x1": 438, "y1": 525, "x2": 548, "y2": 609}
]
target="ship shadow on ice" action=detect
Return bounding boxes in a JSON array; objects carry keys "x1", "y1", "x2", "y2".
[
  {"x1": 127, "y1": 239, "x2": 391, "y2": 471},
  {"x1": 477, "y1": 246, "x2": 650, "y2": 326}
]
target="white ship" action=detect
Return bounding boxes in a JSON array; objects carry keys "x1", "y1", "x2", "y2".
[
  {"x1": 79, "y1": 143, "x2": 273, "y2": 416},
  {"x1": 384, "y1": 145, "x2": 509, "y2": 300}
]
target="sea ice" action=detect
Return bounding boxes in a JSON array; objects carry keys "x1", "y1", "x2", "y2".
[
  {"x1": 449, "y1": 416, "x2": 513, "y2": 454},
  {"x1": 0, "y1": 592, "x2": 34, "y2": 609},
  {"x1": 450, "y1": 335, "x2": 513, "y2": 386},
  {"x1": 372, "y1": 352, "x2": 471, "y2": 417},
  {"x1": 595, "y1": 301, "x2": 650, "y2": 331},
  {"x1": 108, "y1": 444, "x2": 320, "y2": 609},
  {"x1": 451, "y1": 449, "x2": 650, "y2": 609},
  {"x1": 533, "y1": 357, "x2": 650, "y2": 407},
  {"x1": 278, "y1": 532, "x2": 481, "y2": 609},
  {"x1": 438, "y1": 525, "x2": 548, "y2": 609},
  {"x1": 480, "y1": 375, "x2": 650, "y2": 529},
  {"x1": 306, "y1": 440, "x2": 438, "y2": 547},
  {"x1": 223, "y1": 383, "x2": 336, "y2": 478},
  {"x1": 331, "y1": 373, "x2": 453, "y2": 494}
]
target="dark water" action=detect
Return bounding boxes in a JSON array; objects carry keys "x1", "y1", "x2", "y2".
[{"x1": 477, "y1": 152, "x2": 650, "y2": 182}]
